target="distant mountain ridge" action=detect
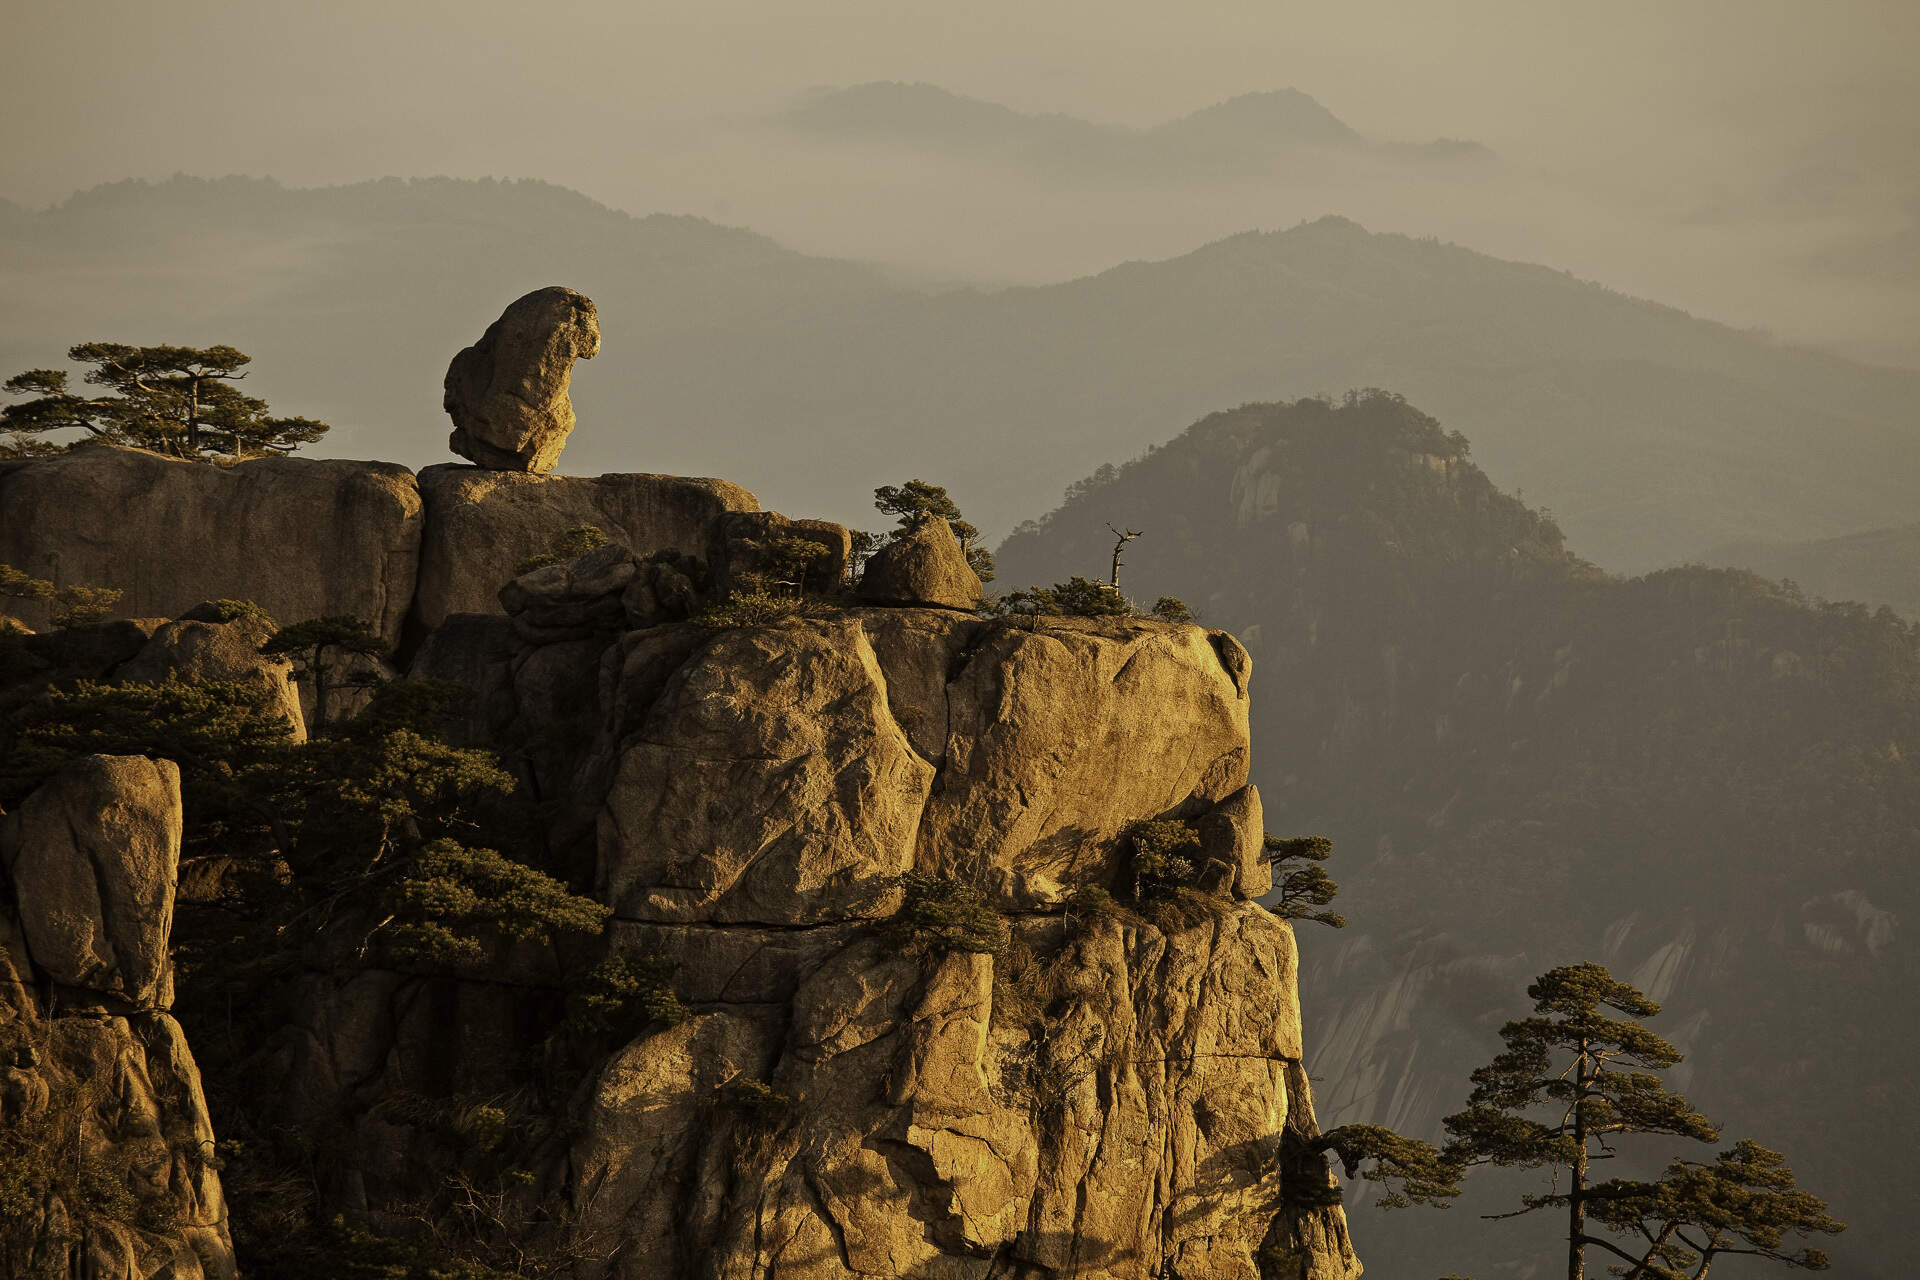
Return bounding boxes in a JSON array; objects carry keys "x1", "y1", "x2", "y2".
[
  {"x1": 779, "y1": 82, "x2": 1491, "y2": 177},
  {"x1": 1709, "y1": 521, "x2": 1920, "y2": 618},
  {"x1": 4, "y1": 175, "x2": 1917, "y2": 571}
]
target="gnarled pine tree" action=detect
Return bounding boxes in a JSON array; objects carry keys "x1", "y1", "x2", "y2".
[
  {"x1": 2, "y1": 343, "x2": 329, "y2": 460},
  {"x1": 1440, "y1": 964, "x2": 1839, "y2": 1279}
]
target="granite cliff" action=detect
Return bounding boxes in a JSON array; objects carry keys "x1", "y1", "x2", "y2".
[
  {"x1": 0, "y1": 442, "x2": 1360, "y2": 1277},
  {"x1": 1, "y1": 755, "x2": 236, "y2": 1278}
]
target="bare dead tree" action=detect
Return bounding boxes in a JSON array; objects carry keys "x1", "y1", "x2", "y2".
[{"x1": 1107, "y1": 523, "x2": 1144, "y2": 588}]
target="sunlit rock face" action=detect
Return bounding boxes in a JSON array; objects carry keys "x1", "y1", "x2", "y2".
[
  {"x1": 443, "y1": 285, "x2": 600, "y2": 474},
  {"x1": 0, "y1": 446, "x2": 423, "y2": 643},
  {"x1": 0, "y1": 756, "x2": 236, "y2": 1279},
  {"x1": 474, "y1": 596, "x2": 1359, "y2": 1279}
]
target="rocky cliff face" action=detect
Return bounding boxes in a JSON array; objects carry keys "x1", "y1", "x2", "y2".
[
  {"x1": 0, "y1": 447, "x2": 763, "y2": 649},
  {"x1": 0, "y1": 756, "x2": 236, "y2": 1279},
  {"x1": 1, "y1": 447, "x2": 1360, "y2": 1278},
  {"x1": 292, "y1": 578, "x2": 1362, "y2": 1277}
]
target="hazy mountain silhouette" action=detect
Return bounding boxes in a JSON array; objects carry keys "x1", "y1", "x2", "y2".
[
  {"x1": 778, "y1": 82, "x2": 1489, "y2": 179},
  {"x1": 1709, "y1": 522, "x2": 1920, "y2": 619},
  {"x1": 4, "y1": 175, "x2": 1917, "y2": 570},
  {"x1": 997, "y1": 392, "x2": 1917, "y2": 1277}
]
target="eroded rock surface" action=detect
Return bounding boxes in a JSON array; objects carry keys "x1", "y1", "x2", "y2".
[
  {"x1": 0, "y1": 759, "x2": 235, "y2": 1278},
  {"x1": 0, "y1": 446, "x2": 422, "y2": 644},
  {"x1": 1, "y1": 755, "x2": 183, "y2": 1008},
  {"x1": 114, "y1": 603, "x2": 307, "y2": 741},
  {"x1": 412, "y1": 464, "x2": 760, "y2": 631},
  {"x1": 461, "y1": 594, "x2": 1358, "y2": 1279},
  {"x1": 443, "y1": 285, "x2": 601, "y2": 473}
]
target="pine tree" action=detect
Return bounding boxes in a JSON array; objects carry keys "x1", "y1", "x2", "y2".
[
  {"x1": 873, "y1": 478, "x2": 995, "y2": 581},
  {"x1": 1585, "y1": 1140, "x2": 1841, "y2": 1277},
  {"x1": 262, "y1": 616, "x2": 387, "y2": 729},
  {"x1": 2, "y1": 343, "x2": 329, "y2": 459},
  {"x1": 1442, "y1": 964, "x2": 1721, "y2": 1280}
]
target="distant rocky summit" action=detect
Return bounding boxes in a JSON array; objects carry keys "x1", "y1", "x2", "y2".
[{"x1": 444, "y1": 285, "x2": 600, "y2": 473}]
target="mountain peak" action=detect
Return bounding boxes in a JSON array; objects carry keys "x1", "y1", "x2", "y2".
[{"x1": 1160, "y1": 89, "x2": 1362, "y2": 147}]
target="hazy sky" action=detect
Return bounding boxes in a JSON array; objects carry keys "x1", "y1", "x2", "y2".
[{"x1": 5, "y1": 0, "x2": 1918, "y2": 361}]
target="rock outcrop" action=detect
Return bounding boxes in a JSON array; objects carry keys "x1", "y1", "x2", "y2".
[
  {"x1": 114, "y1": 604, "x2": 307, "y2": 740},
  {"x1": 411, "y1": 464, "x2": 760, "y2": 632},
  {"x1": 0, "y1": 447, "x2": 422, "y2": 644},
  {"x1": 0, "y1": 441, "x2": 1360, "y2": 1278},
  {"x1": 403, "y1": 582, "x2": 1354, "y2": 1279},
  {"x1": 0, "y1": 756, "x2": 235, "y2": 1278},
  {"x1": 711, "y1": 511, "x2": 854, "y2": 598},
  {"x1": 856, "y1": 516, "x2": 984, "y2": 611},
  {"x1": 1, "y1": 605, "x2": 307, "y2": 742},
  {"x1": 1, "y1": 755, "x2": 183, "y2": 1008},
  {"x1": 444, "y1": 286, "x2": 600, "y2": 473}
]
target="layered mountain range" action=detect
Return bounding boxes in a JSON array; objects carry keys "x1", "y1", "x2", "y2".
[{"x1": 777, "y1": 83, "x2": 1493, "y2": 177}]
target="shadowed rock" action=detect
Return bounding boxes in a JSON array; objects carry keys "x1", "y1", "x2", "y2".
[
  {"x1": 411, "y1": 464, "x2": 757, "y2": 631},
  {"x1": 444, "y1": 285, "x2": 601, "y2": 473},
  {"x1": 115, "y1": 602, "x2": 307, "y2": 741},
  {"x1": 0, "y1": 447, "x2": 423, "y2": 644}
]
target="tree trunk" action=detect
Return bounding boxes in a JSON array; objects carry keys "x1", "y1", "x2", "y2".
[
  {"x1": 1569, "y1": 1039, "x2": 1590, "y2": 1280},
  {"x1": 186, "y1": 374, "x2": 201, "y2": 455},
  {"x1": 312, "y1": 646, "x2": 329, "y2": 730}
]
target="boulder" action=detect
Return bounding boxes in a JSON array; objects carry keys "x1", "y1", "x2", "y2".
[
  {"x1": 17, "y1": 617, "x2": 166, "y2": 681},
  {"x1": 857, "y1": 517, "x2": 984, "y2": 611},
  {"x1": 0, "y1": 446, "x2": 422, "y2": 646},
  {"x1": 0, "y1": 755, "x2": 182, "y2": 1007},
  {"x1": 597, "y1": 616, "x2": 935, "y2": 923},
  {"x1": 586, "y1": 612, "x2": 1251, "y2": 920},
  {"x1": 919, "y1": 616, "x2": 1254, "y2": 905},
  {"x1": 113, "y1": 603, "x2": 307, "y2": 741},
  {"x1": 411, "y1": 465, "x2": 759, "y2": 632},
  {"x1": 1198, "y1": 783, "x2": 1269, "y2": 899},
  {"x1": 443, "y1": 285, "x2": 600, "y2": 473}
]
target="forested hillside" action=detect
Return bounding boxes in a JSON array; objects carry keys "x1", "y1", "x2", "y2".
[
  {"x1": 1710, "y1": 521, "x2": 1920, "y2": 620},
  {"x1": 997, "y1": 392, "x2": 1920, "y2": 1276},
  {"x1": 5, "y1": 176, "x2": 1918, "y2": 571}
]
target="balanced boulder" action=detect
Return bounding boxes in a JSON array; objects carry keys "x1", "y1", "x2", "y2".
[
  {"x1": 856, "y1": 517, "x2": 984, "y2": 611},
  {"x1": 444, "y1": 286, "x2": 601, "y2": 473}
]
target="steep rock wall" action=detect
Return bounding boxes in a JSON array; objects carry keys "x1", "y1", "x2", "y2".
[
  {"x1": 410, "y1": 464, "x2": 761, "y2": 633},
  {"x1": 0, "y1": 756, "x2": 236, "y2": 1279},
  {"x1": 0, "y1": 449, "x2": 790, "y2": 652},
  {"x1": 475, "y1": 595, "x2": 1357, "y2": 1279},
  {"x1": 0, "y1": 447, "x2": 423, "y2": 642}
]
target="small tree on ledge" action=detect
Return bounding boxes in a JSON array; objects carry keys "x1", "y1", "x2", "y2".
[
  {"x1": 3, "y1": 343, "x2": 330, "y2": 460},
  {"x1": 262, "y1": 616, "x2": 387, "y2": 729},
  {"x1": 873, "y1": 479, "x2": 995, "y2": 582}
]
